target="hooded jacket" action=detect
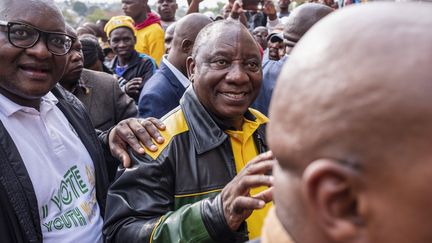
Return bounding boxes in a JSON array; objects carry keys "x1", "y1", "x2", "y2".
[
  {"x1": 134, "y1": 13, "x2": 164, "y2": 66},
  {"x1": 111, "y1": 51, "x2": 157, "y2": 103}
]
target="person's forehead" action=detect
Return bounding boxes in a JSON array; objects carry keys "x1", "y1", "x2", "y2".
[
  {"x1": 110, "y1": 27, "x2": 134, "y2": 37},
  {"x1": 7, "y1": 3, "x2": 64, "y2": 32},
  {"x1": 198, "y1": 27, "x2": 259, "y2": 58}
]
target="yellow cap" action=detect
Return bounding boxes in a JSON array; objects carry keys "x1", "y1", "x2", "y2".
[{"x1": 104, "y1": 15, "x2": 137, "y2": 37}]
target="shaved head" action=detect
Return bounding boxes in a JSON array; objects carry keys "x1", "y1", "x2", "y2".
[
  {"x1": 167, "y1": 13, "x2": 212, "y2": 76},
  {"x1": 172, "y1": 13, "x2": 212, "y2": 46},
  {"x1": 0, "y1": 0, "x2": 63, "y2": 24},
  {"x1": 270, "y1": 3, "x2": 432, "y2": 169},
  {"x1": 283, "y1": 3, "x2": 333, "y2": 47},
  {"x1": 268, "y1": 3, "x2": 432, "y2": 243}
]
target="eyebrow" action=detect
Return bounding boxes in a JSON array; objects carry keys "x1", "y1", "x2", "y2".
[{"x1": 7, "y1": 19, "x2": 66, "y2": 33}]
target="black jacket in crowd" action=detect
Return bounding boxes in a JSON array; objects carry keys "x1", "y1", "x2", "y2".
[
  {"x1": 0, "y1": 85, "x2": 112, "y2": 243},
  {"x1": 110, "y1": 51, "x2": 157, "y2": 103}
]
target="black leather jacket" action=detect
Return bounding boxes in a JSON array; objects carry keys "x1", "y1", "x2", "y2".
[
  {"x1": 0, "y1": 85, "x2": 110, "y2": 243},
  {"x1": 104, "y1": 86, "x2": 268, "y2": 243}
]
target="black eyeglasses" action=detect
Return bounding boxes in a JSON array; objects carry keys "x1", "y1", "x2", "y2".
[{"x1": 0, "y1": 20, "x2": 75, "y2": 56}]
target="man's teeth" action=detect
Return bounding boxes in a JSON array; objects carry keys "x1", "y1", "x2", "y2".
[{"x1": 223, "y1": 92, "x2": 246, "y2": 99}]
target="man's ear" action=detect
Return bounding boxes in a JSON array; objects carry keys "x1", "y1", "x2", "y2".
[
  {"x1": 302, "y1": 159, "x2": 366, "y2": 243},
  {"x1": 186, "y1": 56, "x2": 195, "y2": 82},
  {"x1": 181, "y1": 39, "x2": 193, "y2": 54}
]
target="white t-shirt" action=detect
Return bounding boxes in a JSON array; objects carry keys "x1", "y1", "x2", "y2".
[{"x1": 0, "y1": 92, "x2": 103, "y2": 243}]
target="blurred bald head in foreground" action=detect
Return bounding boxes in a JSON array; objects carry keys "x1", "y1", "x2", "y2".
[{"x1": 268, "y1": 2, "x2": 432, "y2": 243}]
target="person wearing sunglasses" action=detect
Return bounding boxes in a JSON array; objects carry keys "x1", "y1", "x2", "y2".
[{"x1": 0, "y1": 0, "x2": 166, "y2": 242}]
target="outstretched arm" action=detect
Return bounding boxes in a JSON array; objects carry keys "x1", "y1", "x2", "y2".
[{"x1": 186, "y1": 0, "x2": 203, "y2": 14}]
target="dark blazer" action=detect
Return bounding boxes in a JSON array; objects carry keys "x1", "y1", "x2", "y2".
[
  {"x1": 137, "y1": 59, "x2": 187, "y2": 119},
  {"x1": 74, "y1": 69, "x2": 137, "y2": 131}
]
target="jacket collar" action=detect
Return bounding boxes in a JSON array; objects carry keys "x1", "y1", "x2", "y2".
[
  {"x1": 180, "y1": 86, "x2": 266, "y2": 155},
  {"x1": 134, "y1": 12, "x2": 161, "y2": 30},
  {"x1": 110, "y1": 50, "x2": 141, "y2": 71},
  {"x1": 180, "y1": 86, "x2": 227, "y2": 154}
]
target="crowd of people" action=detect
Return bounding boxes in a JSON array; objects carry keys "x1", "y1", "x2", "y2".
[{"x1": 0, "y1": 0, "x2": 431, "y2": 242}]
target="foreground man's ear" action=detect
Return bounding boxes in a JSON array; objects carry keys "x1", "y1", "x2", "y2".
[{"x1": 302, "y1": 159, "x2": 368, "y2": 243}]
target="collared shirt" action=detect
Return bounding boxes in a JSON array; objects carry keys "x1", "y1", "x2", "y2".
[
  {"x1": 162, "y1": 55, "x2": 190, "y2": 88},
  {"x1": 0, "y1": 92, "x2": 103, "y2": 243},
  {"x1": 225, "y1": 110, "x2": 271, "y2": 240}
]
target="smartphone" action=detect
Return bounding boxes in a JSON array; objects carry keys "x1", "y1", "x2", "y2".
[{"x1": 241, "y1": 0, "x2": 264, "y2": 11}]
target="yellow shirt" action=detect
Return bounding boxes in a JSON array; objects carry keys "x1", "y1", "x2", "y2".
[
  {"x1": 225, "y1": 109, "x2": 271, "y2": 240},
  {"x1": 134, "y1": 23, "x2": 164, "y2": 66}
]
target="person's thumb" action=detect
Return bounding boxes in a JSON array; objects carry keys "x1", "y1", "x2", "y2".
[{"x1": 120, "y1": 153, "x2": 131, "y2": 168}]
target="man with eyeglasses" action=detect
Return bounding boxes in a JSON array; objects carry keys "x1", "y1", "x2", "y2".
[{"x1": 0, "y1": 0, "x2": 166, "y2": 242}]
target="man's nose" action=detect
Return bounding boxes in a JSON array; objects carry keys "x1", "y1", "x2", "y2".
[
  {"x1": 70, "y1": 51, "x2": 83, "y2": 62},
  {"x1": 226, "y1": 62, "x2": 249, "y2": 84},
  {"x1": 25, "y1": 37, "x2": 51, "y2": 59},
  {"x1": 118, "y1": 40, "x2": 128, "y2": 47}
]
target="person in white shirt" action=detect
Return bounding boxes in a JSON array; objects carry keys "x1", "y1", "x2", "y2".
[{"x1": 0, "y1": 0, "x2": 165, "y2": 241}]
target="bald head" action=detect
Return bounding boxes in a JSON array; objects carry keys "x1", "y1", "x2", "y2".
[
  {"x1": 283, "y1": 3, "x2": 333, "y2": 47},
  {"x1": 172, "y1": 13, "x2": 212, "y2": 47},
  {"x1": 167, "y1": 13, "x2": 212, "y2": 75},
  {"x1": 1, "y1": 0, "x2": 63, "y2": 24},
  {"x1": 269, "y1": 4, "x2": 432, "y2": 243},
  {"x1": 270, "y1": 2, "x2": 432, "y2": 167}
]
